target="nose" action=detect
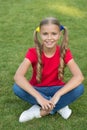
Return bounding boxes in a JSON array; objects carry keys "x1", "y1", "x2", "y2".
[{"x1": 48, "y1": 34, "x2": 52, "y2": 39}]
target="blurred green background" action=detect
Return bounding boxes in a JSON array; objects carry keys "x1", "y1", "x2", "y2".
[{"x1": 0, "y1": 0, "x2": 87, "y2": 130}]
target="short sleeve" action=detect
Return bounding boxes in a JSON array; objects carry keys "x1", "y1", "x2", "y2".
[
  {"x1": 64, "y1": 49, "x2": 73, "y2": 64},
  {"x1": 25, "y1": 48, "x2": 37, "y2": 63}
]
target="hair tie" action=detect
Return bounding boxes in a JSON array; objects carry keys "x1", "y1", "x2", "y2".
[
  {"x1": 60, "y1": 25, "x2": 64, "y2": 31},
  {"x1": 36, "y1": 27, "x2": 40, "y2": 32}
]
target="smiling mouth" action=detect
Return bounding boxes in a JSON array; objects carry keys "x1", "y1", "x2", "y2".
[{"x1": 46, "y1": 41, "x2": 54, "y2": 45}]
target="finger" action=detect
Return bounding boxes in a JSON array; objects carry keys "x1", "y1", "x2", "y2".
[
  {"x1": 45, "y1": 103, "x2": 54, "y2": 111},
  {"x1": 49, "y1": 100, "x2": 55, "y2": 108},
  {"x1": 45, "y1": 105, "x2": 51, "y2": 110},
  {"x1": 49, "y1": 102, "x2": 55, "y2": 108},
  {"x1": 41, "y1": 105, "x2": 45, "y2": 110},
  {"x1": 42, "y1": 105, "x2": 49, "y2": 110},
  {"x1": 48, "y1": 104, "x2": 52, "y2": 109}
]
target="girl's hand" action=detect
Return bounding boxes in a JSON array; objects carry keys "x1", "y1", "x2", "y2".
[{"x1": 36, "y1": 96, "x2": 54, "y2": 111}]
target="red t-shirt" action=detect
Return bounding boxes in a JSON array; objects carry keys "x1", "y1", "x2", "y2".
[{"x1": 25, "y1": 46, "x2": 73, "y2": 87}]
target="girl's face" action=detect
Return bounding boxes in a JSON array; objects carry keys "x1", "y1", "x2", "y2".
[{"x1": 40, "y1": 24, "x2": 60, "y2": 49}]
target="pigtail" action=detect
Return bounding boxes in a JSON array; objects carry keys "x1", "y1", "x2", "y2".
[
  {"x1": 58, "y1": 27, "x2": 68, "y2": 80},
  {"x1": 34, "y1": 30, "x2": 42, "y2": 82}
]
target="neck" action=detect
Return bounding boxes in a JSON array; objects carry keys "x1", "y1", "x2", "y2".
[{"x1": 43, "y1": 46, "x2": 57, "y2": 58}]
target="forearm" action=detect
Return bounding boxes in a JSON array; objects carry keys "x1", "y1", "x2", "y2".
[
  {"x1": 56, "y1": 75, "x2": 84, "y2": 97},
  {"x1": 14, "y1": 76, "x2": 42, "y2": 100},
  {"x1": 51, "y1": 75, "x2": 84, "y2": 105},
  {"x1": 14, "y1": 76, "x2": 54, "y2": 110}
]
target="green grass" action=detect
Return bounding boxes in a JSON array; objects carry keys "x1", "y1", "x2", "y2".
[{"x1": 0, "y1": 0, "x2": 87, "y2": 130}]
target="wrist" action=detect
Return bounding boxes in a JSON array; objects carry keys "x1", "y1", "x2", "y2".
[
  {"x1": 55, "y1": 91, "x2": 62, "y2": 98},
  {"x1": 35, "y1": 93, "x2": 43, "y2": 101},
  {"x1": 51, "y1": 92, "x2": 61, "y2": 105}
]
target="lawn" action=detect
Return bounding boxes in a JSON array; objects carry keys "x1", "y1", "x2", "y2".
[{"x1": 0, "y1": 0, "x2": 87, "y2": 130}]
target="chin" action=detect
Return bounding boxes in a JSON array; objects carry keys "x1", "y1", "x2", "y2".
[{"x1": 45, "y1": 44, "x2": 55, "y2": 48}]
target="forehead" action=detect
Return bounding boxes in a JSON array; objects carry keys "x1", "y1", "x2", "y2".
[{"x1": 40, "y1": 24, "x2": 60, "y2": 31}]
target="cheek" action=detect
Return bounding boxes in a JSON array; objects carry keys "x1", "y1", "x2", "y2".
[
  {"x1": 40, "y1": 35, "x2": 47, "y2": 41},
  {"x1": 56, "y1": 34, "x2": 60, "y2": 40}
]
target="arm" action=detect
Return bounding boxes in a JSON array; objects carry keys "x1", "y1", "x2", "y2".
[
  {"x1": 51, "y1": 59, "x2": 84, "y2": 105},
  {"x1": 14, "y1": 58, "x2": 54, "y2": 110}
]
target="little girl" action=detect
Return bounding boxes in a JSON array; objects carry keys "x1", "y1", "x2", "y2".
[{"x1": 13, "y1": 17, "x2": 84, "y2": 122}]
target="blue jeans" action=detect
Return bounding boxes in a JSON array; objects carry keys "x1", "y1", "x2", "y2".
[{"x1": 13, "y1": 84, "x2": 84, "y2": 114}]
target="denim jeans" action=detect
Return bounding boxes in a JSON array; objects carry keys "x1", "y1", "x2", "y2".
[{"x1": 13, "y1": 83, "x2": 84, "y2": 114}]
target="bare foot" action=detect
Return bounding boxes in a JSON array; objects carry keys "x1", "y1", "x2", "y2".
[{"x1": 40, "y1": 109, "x2": 51, "y2": 117}]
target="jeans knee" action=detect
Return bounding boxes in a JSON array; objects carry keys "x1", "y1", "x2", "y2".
[
  {"x1": 12, "y1": 83, "x2": 16, "y2": 94},
  {"x1": 12, "y1": 83, "x2": 21, "y2": 96},
  {"x1": 78, "y1": 84, "x2": 84, "y2": 94},
  {"x1": 74, "y1": 84, "x2": 84, "y2": 98}
]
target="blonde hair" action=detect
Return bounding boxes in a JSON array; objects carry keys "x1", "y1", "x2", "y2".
[
  {"x1": 34, "y1": 17, "x2": 68, "y2": 82},
  {"x1": 58, "y1": 27, "x2": 68, "y2": 80}
]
